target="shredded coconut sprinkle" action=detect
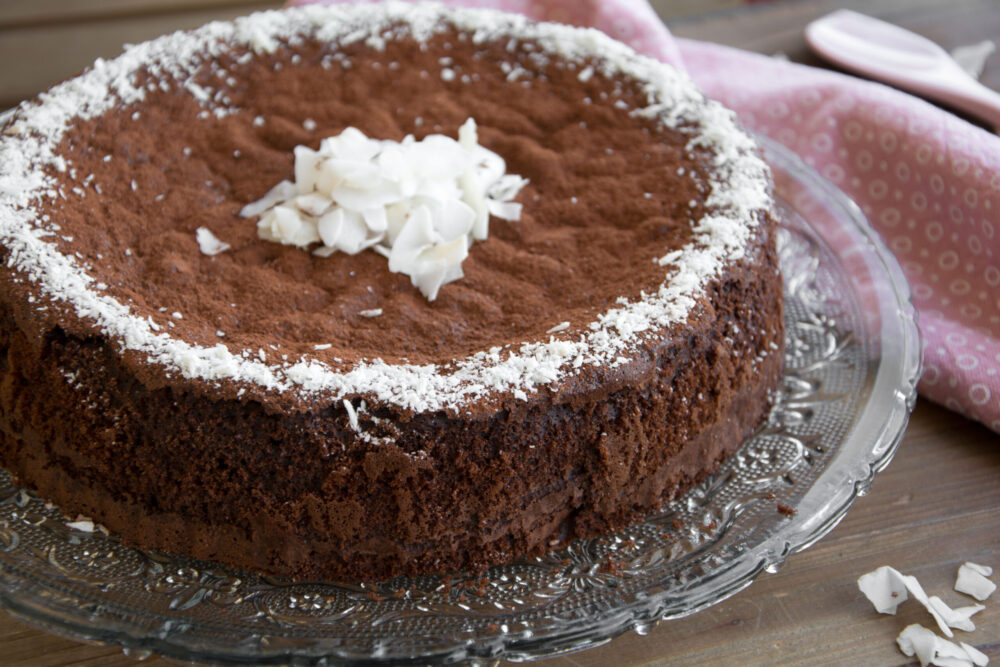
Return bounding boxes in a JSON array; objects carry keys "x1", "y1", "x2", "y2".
[
  {"x1": 195, "y1": 227, "x2": 231, "y2": 255},
  {"x1": 0, "y1": 4, "x2": 770, "y2": 413}
]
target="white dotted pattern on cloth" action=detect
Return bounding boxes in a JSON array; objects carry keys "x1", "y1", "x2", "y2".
[{"x1": 676, "y1": 40, "x2": 1000, "y2": 431}]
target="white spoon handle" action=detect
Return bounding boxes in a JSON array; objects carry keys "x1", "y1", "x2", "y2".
[{"x1": 806, "y1": 10, "x2": 1000, "y2": 128}]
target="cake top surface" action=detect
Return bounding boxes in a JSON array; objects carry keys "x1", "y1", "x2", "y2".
[{"x1": 0, "y1": 2, "x2": 770, "y2": 413}]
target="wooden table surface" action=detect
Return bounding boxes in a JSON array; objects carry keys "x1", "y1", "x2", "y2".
[{"x1": 1, "y1": 1, "x2": 998, "y2": 664}]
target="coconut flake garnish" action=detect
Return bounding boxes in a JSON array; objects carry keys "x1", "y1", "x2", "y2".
[
  {"x1": 897, "y1": 625, "x2": 989, "y2": 667},
  {"x1": 196, "y1": 227, "x2": 231, "y2": 255},
  {"x1": 956, "y1": 562, "x2": 996, "y2": 601},
  {"x1": 241, "y1": 118, "x2": 526, "y2": 301}
]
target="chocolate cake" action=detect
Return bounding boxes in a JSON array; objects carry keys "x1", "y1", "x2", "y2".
[{"x1": 0, "y1": 4, "x2": 783, "y2": 581}]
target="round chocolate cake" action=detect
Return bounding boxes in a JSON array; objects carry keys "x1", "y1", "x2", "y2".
[{"x1": 0, "y1": 4, "x2": 783, "y2": 581}]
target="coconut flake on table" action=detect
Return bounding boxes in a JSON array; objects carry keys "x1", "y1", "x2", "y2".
[
  {"x1": 196, "y1": 226, "x2": 230, "y2": 255},
  {"x1": 241, "y1": 118, "x2": 527, "y2": 301},
  {"x1": 857, "y1": 565, "x2": 960, "y2": 637},
  {"x1": 927, "y1": 597, "x2": 985, "y2": 633},
  {"x1": 897, "y1": 625, "x2": 990, "y2": 667},
  {"x1": 857, "y1": 565, "x2": 909, "y2": 614},
  {"x1": 955, "y1": 562, "x2": 996, "y2": 601}
]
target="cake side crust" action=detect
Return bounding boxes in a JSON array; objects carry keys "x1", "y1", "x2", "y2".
[
  {"x1": 0, "y1": 218, "x2": 782, "y2": 581},
  {"x1": 0, "y1": 5, "x2": 783, "y2": 581}
]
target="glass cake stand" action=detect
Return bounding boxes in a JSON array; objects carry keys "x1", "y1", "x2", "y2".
[{"x1": 0, "y1": 136, "x2": 921, "y2": 664}]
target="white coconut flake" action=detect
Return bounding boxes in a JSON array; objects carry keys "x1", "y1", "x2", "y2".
[
  {"x1": 359, "y1": 308, "x2": 383, "y2": 318},
  {"x1": 342, "y1": 398, "x2": 359, "y2": 431},
  {"x1": 0, "y1": 3, "x2": 770, "y2": 413},
  {"x1": 242, "y1": 117, "x2": 526, "y2": 301},
  {"x1": 314, "y1": 343, "x2": 332, "y2": 350},
  {"x1": 897, "y1": 625, "x2": 989, "y2": 667},
  {"x1": 195, "y1": 227, "x2": 231, "y2": 255},
  {"x1": 857, "y1": 565, "x2": 955, "y2": 637},
  {"x1": 961, "y1": 643, "x2": 990, "y2": 667},
  {"x1": 963, "y1": 563, "x2": 993, "y2": 577},
  {"x1": 546, "y1": 321, "x2": 570, "y2": 334},
  {"x1": 956, "y1": 563, "x2": 996, "y2": 601},
  {"x1": 858, "y1": 565, "x2": 909, "y2": 614},
  {"x1": 927, "y1": 597, "x2": 984, "y2": 633},
  {"x1": 65, "y1": 518, "x2": 95, "y2": 532}
]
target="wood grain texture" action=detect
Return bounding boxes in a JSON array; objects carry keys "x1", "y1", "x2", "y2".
[
  {"x1": 0, "y1": 2, "x2": 281, "y2": 109},
  {"x1": 0, "y1": 0, "x2": 272, "y2": 28}
]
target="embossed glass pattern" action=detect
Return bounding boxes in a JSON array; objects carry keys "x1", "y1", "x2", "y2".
[{"x1": 0, "y1": 137, "x2": 920, "y2": 664}]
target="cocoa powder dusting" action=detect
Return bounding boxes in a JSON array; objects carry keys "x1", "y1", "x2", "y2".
[{"x1": 42, "y1": 30, "x2": 704, "y2": 367}]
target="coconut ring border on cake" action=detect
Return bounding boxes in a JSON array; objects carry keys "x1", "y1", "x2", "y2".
[{"x1": 0, "y1": 3, "x2": 770, "y2": 414}]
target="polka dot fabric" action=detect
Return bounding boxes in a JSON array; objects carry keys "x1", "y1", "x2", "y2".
[
  {"x1": 679, "y1": 40, "x2": 1000, "y2": 432},
  {"x1": 290, "y1": 0, "x2": 1000, "y2": 433}
]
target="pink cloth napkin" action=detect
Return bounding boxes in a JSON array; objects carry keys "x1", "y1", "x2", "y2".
[{"x1": 290, "y1": 0, "x2": 1000, "y2": 433}]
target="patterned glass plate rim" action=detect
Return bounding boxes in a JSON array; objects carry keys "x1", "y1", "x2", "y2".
[{"x1": 0, "y1": 135, "x2": 921, "y2": 665}]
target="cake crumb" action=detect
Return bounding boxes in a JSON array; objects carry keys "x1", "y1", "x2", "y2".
[{"x1": 777, "y1": 503, "x2": 797, "y2": 516}]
